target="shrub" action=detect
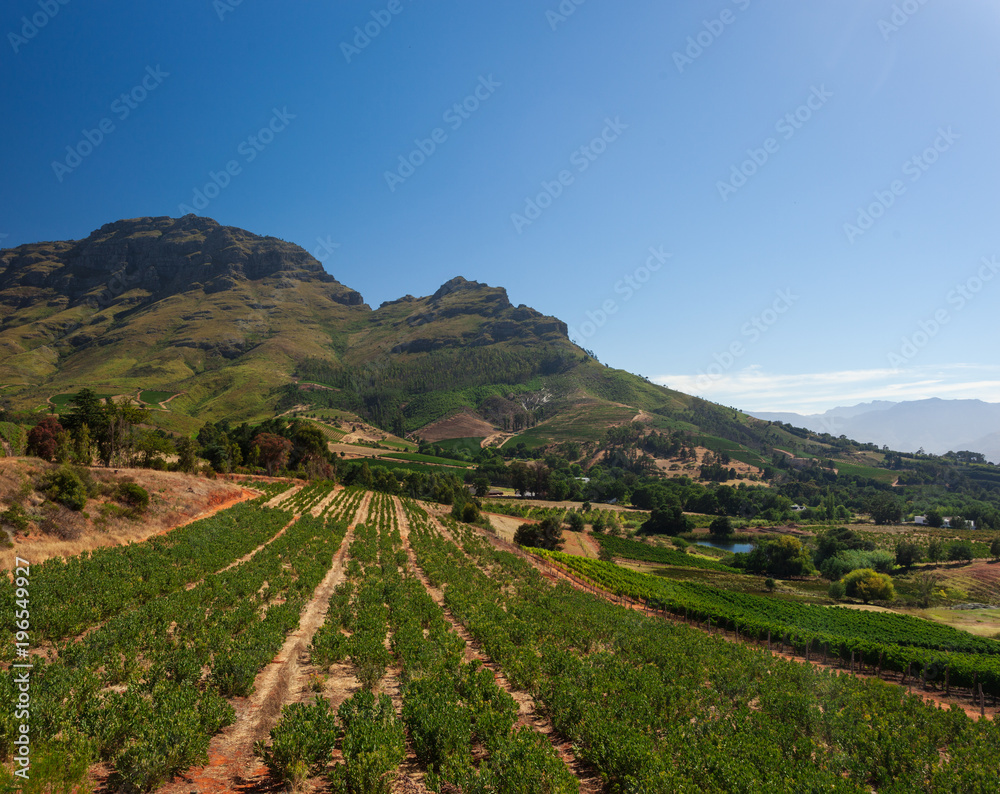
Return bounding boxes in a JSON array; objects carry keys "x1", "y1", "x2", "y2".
[
  {"x1": 39, "y1": 466, "x2": 88, "y2": 511},
  {"x1": 115, "y1": 482, "x2": 150, "y2": 512},
  {"x1": 821, "y1": 549, "x2": 895, "y2": 580},
  {"x1": 842, "y1": 568, "x2": 895, "y2": 604},
  {"x1": 256, "y1": 697, "x2": 339, "y2": 790},
  {"x1": 461, "y1": 502, "x2": 480, "y2": 524},
  {"x1": 329, "y1": 691, "x2": 405, "y2": 794},
  {"x1": 828, "y1": 580, "x2": 846, "y2": 600},
  {"x1": 0, "y1": 504, "x2": 30, "y2": 533}
]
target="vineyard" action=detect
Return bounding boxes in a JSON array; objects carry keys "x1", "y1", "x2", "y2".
[
  {"x1": 0, "y1": 485, "x2": 997, "y2": 791},
  {"x1": 535, "y1": 551, "x2": 1000, "y2": 697}
]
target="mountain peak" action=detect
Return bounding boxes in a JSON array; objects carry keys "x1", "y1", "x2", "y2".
[
  {"x1": 431, "y1": 276, "x2": 503, "y2": 303},
  {"x1": 1, "y1": 215, "x2": 364, "y2": 307}
]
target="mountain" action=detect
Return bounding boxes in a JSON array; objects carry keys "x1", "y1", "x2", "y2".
[
  {"x1": 753, "y1": 399, "x2": 1000, "y2": 463},
  {"x1": 1, "y1": 215, "x2": 787, "y2": 456}
]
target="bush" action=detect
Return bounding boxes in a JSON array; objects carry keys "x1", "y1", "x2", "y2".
[
  {"x1": 842, "y1": 568, "x2": 895, "y2": 604},
  {"x1": 329, "y1": 691, "x2": 405, "y2": 794},
  {"x1": 39, "y1": 466, "x2": 88, "y2": 511},
  {"x1": 820, "y1": 549, "x2": 895, "y2": 580},
  {"x1": 256, "y1": 697, "x2": 340, "y2": 790},
  {"x1": 461, "y1": 502, "x2": 479, "y2": 524},
  {"x1": 828, "y1": 580, "x2": 846, "y2": 600},
  {"x1": 115, "y1": 482, "x2": 150, "y2": 512},
  {"x1": 0, "y1": 504, "x2": 29, "y2": 533}
]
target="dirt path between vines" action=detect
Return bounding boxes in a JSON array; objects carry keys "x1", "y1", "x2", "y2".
[
  {"x1": 396, "y1": 499, "x2": 606, "y2": 793},
  {"x1": 158, "y1": 493, "x2": 372, "y2": 794}
]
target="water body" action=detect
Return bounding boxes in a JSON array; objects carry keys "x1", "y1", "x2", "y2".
[{"x1": 696, "y1": 539, "x2": 754, "y2": 555}]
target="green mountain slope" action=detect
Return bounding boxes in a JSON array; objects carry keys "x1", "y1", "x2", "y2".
[{"x1": 0, "y1": 215, "x2": 802, "y2": 456}]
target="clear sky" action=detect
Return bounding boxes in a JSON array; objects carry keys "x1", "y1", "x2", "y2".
[{"x1": 3, "y1": 1, "x2": 999, "y2": 414}]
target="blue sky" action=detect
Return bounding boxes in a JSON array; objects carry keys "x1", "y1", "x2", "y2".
[{"x1": 3, "y1": 1, "x2": 999, "y2": 414}]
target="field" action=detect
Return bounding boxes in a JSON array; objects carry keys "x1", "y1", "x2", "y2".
[
  {"x1": 48, "y1": 391, "x2": 116, "y2": 412},
  {"x1": 381, "y1": 452, "x2": 476, "y2": 468},
  {"x1": 139, "y1": 390, "x2": 179, "y2": 405},
  {"x1": 0, "y1": 483, "x2": 998, "y2": 791}
]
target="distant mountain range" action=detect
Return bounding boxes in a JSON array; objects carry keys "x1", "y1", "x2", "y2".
[{"x1": 752, "y1": 399, "x2": 1000, "y2": 463}]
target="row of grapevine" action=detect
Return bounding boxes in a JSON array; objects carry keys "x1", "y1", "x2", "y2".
[
  {"x1": 539, "y1": 551, "x2": 1000, "y2": 695},
  {"x1": 259, "y1": 492, "x2": 579, "y2": 792},
  {"x1": 0, "y1": 497, "x2": 352, "y2": 791},
  {"x1": 408, "y1": 505, "x2": 1000, "y2": 792},
  {"x1": 0, "y1": 496, "x2": 293, "y2": 642}
]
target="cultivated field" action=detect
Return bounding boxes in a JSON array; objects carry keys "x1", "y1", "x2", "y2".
[{"x1": 1, "y1": 483, "x2": 998, "y2": 791}]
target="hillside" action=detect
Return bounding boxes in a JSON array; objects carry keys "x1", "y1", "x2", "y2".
[{"x1": 0, "y1": 215, "x2": 807, "y2": 462}]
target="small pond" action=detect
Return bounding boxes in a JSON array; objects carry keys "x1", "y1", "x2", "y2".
[{"x1": 695, "y1": 539, "x2": 754, "y2": 555}]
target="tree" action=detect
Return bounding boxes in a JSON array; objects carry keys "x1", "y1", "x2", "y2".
[
  {"x1": 894, "y1": 539, "x2": 921, "y2": 569},
  {"x1": 63, "y1": 388, "x2": 106, "y2": 437},
  {"x1": 740, "y1": 536, "x2": 813, "y2": 578},
  {"x1": 255, "y1": 433, "x2": 293, "y2": 476},
  {"x1": 472, "y1": 476, "x2": 490, "y2": 497},
  {"x1": 176, "y1": 437, "x2": 198, "y2": 473},
  {"x1": 509, "y1": 461, "x2": 532, "y2": 496},
  {"x1": 991, "y1": 537, "x2": 1000, "y2": 561},
  {"x1": 842, "y1": 568, "x2": 895, "y2": 603},
  {"x1": 764, "y1": 536, "x2": 814, "y2": 578},
  {"x1": 640, "y1": 504, "x2": 691, "y2": 537},
  {"x1": 813, "y1": 526, "x2": 874, "y2": 569},
  {"x1": 26, "y1": 416, "x2": 63, "y2": 461},
  {"x1": 868, "y1": 492, "x2": 903, "y2": 525},
  {"x1": 709, "y1": 516, "x2": 733, "y2": 538},
  {"x1": 947, "y1": 541, "x2": 974, "y2": 564},
  {"x1": 513, "y1": 517, "x2": 563, "y2": 551},
  {"x1": 925, "y1": 509, "x2": 944, "y2": 528},
  {"x1": 913, "y1": 571, "x2": 941, "y2": 608},
  {"x1": 565, "y1": 511, "x2": 585, "y2": 532},
  {"x1": 927, "y1": 537, "x2": 946, "y2": 562}
]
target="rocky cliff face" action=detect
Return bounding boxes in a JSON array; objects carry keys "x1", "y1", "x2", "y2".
[
  {"x1": 0, "y1": 215, "x2": 364, "y2": 309},
  {"x1": 380, "y1": 275, "x2": 568, "y2": 352}
]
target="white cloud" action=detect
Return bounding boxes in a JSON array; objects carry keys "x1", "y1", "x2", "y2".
[{"x1": 654, "y1": 364, "x2": 1000, "y2": 414}]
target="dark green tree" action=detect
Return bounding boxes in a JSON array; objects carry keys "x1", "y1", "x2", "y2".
[
  {"x1": 709, "y1": 516, "x2": 733, "y2": 538},
  {"x1": 513, "y1": 517, "x2": 563, "y2": 551}
]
